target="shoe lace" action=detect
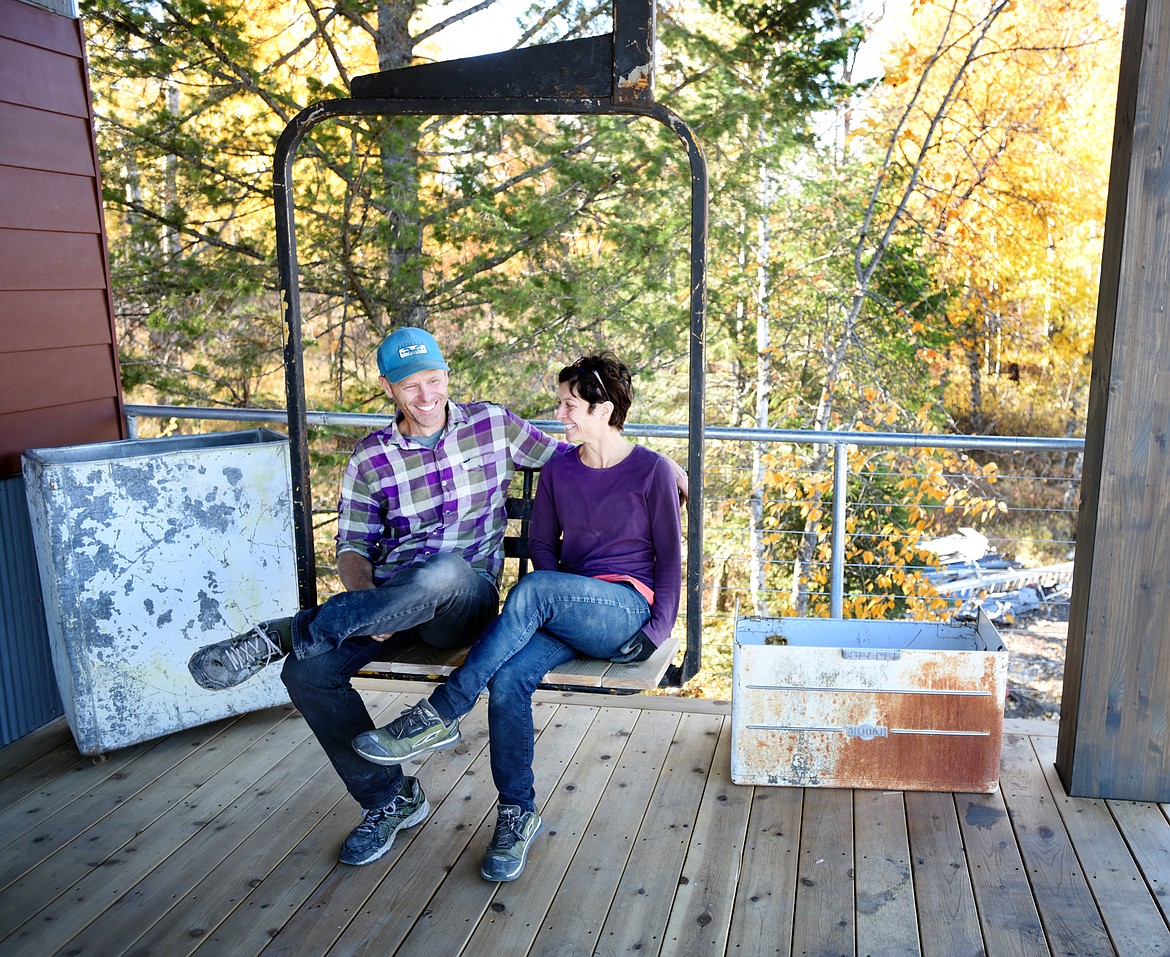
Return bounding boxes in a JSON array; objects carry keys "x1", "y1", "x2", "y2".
[
  {"x1": 221, "y1": 624, "x2": 282, "y2": 672},
  {"x1": 354, "y1": 804, "x2": 391, "y2": 837},
  {"x1": 391, "y1": 703, "x2": 437, "y2": 739},
  {"x1": 489, "y1": 808, "x2": 524, "y2": 850},
  {"x1": 354, "y1": 789, "x2": 410, "y2": 837}
]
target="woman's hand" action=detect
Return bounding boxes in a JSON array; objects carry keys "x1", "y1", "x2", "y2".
[{"x1": 608, "y1": 631, "x2": 655, "y2": 663}]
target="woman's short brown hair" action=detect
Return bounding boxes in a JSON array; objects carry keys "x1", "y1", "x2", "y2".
[{"x1": 559, "y1": 352, "x2": 633, "y2": 429}]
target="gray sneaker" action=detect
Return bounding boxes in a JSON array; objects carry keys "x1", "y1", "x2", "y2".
[
  {"x1": 339, "y1": 776, "x2": 429, "y2": 866},
  {"x1": 480, "y1": 804, "x2": 542, "y2": 882},
  {"x1": 351, "y1": 699, "x2": 461, "y2": 765},
  {"x1": 187, "y1": 621, "x2": 288, "y2": 690}
]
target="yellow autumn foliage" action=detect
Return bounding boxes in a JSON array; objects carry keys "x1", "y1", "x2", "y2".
[{"x1": 857, "y1": 0, "x2": 1120, "y2": 437}]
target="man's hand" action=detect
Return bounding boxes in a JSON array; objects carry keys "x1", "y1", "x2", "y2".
[
  {"x1": 664, "y1": 455, "x2": 689, "y2": 507},
  {"x1": 337, "y1": 551, "x2": 394, "y2": 641}
]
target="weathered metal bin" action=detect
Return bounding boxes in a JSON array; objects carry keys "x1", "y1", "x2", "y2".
[
  {"x1": 22, "y1": 430, "x2": 296, "y2": 755},
  {"x1": 731, "y1": 612, "x2": 1008, "y2": 792}
]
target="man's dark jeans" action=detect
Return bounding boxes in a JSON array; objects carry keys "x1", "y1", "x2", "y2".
[{"x1": 281, "y1": 553, "x2": 497, "y2": 809}]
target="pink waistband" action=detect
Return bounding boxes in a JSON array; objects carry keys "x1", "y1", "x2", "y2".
[{"x1": 594, "y1": 573, "x2": 654, "y2": 606}]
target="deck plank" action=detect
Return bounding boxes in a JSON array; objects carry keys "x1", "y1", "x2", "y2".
[
  {"x1": 725, "y1": 784, "x2": 802, "y2": 957},
  {"x1": 904, "y1": 791, "x2": 984, "y2": 957},
  {"x1": 0, "y1": 706, "x2": 302, "y2": 957},
  {"x1": 81, "y1": 692, "x2": 405, "y2": 957},
  {"x1": 3, "y1": 700, "x2": 1167, "y2": 957},
  {"x1": 0, "y1": 708, "x2": 286, "y2": 894},
  {"x1": 330, "y1": 699, "x2": 605, "y2": 957},
  {"x1": 127, "y1": 755, "x2": 369, "y2": 957},
  {"x1": 791, "y1": 788, "x2": 855, "y2": 957},
  {"x1": 0, "y1": 718, "x2": 93, "y2": 809},
  {"x1": 854, "y1": 789, "x2": 919, "y2": 957},
  {"x1": 200, "y1": 694, "x2": 485, "y2": 957},
  {"x1": 998, "y1": 732, "x2": 1114, "y2": 956},
  {"x1": 457, "y1": 706, "x2": 638, "y2": 956},
  {"x1": 55, "y1": 721, "x2": 334, "y2": 957},
  {"x1": 661, "y1": 717, "x2": 752, "y2": 957},
  {"x1": 381, "y1": 698, "x2": 604, "y2": 957},
  {"x1": 0, "y1": 717, "x2": 72, "y2": 784},
  {"x1": 525, "y1": 707, "x2": 683, "y2": 957},
  {"x1": 0, "y1": 735, "x2": 153, "y2": 851},
  {"x1": 251, "y1": 694, "x2": 523, "y2": 957},
  {"x1": 594, "y1": 711, "x2": 725, "y2": 957},
  {"x1": 0, "y1": 714, "x2": 255, "y2": 891},
  {"x1": 957, "y1": 787, "x2": 1049, "y2": 956},
  {"x1": 317, "y1": 739, "x2": 503, "y2": 956},
  {"x1": 1107, "y1": 796, "x2": 1170, "y2": 927},
  {"x1": 1031, "y1": 735, "x2": 1170, "y2": 956}
]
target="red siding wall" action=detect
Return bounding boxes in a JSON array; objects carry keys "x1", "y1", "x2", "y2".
[{"x1": 0, "y1": 0, "x2": 125, "y2": 476}]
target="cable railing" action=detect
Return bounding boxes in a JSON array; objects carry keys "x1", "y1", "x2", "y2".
[{"x1": 124, "y1": 404, "x2": 1084, "y2": 628}]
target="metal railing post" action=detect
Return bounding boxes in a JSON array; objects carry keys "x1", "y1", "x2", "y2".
[{"x1": 830, "y1": 439, "x2": 848, "y2": 618}]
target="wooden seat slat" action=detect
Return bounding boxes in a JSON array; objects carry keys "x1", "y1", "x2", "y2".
[
  {"x1": 354, "y1": 633, "x2": 680, "y2": 692},
  {"x1": 537, "y1": 655, "x2": 609, "y2": 688},
  {"x1": 365, "y1": 641, "x2": 467, "y2": 678}
]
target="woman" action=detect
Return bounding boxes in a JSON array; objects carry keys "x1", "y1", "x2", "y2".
[{"x1": 351, "y1": 352, "x2": 683, "y2": 882}]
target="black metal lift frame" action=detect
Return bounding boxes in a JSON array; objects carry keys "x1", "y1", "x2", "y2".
[{"x1": 272, "y1": 0, "x2": 707, "y2": 686}]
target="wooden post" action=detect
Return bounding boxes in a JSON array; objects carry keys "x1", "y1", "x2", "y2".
[{"x1": 1056, "y1": 0, "x2": 1170, "y2": 801}]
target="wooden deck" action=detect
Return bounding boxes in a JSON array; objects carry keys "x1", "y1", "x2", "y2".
[{"x1": 1, "y1": 685, "x2": 1168, "y2": 957}]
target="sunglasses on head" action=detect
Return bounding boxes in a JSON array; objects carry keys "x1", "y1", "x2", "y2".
[{"x1": 573, "y1": 358, "x2": 610, "y2": 403}]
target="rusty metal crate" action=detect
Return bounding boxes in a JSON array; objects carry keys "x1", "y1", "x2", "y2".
[{"x1": 731, "y1": 611, "x2": 1008, "y2": 792}]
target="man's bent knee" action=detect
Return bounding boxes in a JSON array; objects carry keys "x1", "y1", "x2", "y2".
[
  {"x1": 281, "y1": 648, "x2": 345, "y2": 697},
  {"x1": 280, "y1": 651, "x2": 309, "y2": 696}
]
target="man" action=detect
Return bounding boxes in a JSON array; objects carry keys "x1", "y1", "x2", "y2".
[{"x1": 187, "y1": 327, "x2": 568, "y2": 867}]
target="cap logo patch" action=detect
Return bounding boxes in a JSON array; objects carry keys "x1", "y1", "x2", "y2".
[{"x1": 399, "y1": 344, "x2": 428, "y2": 358}]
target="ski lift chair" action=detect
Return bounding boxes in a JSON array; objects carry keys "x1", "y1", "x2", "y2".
[{"x1": 273, "y1": 0, "x2": 706, "y2": 692}]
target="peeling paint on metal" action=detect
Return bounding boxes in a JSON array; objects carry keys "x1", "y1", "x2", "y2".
[
  {"x1": 22, "y1": 431, "x2": 296, "y2": 755},
  {"x1": 731, "y1": 614, "x2": 1008, "y2": 792},
  {"x1": 618, "y1": 62, "x2": 651, "y2": 91}
]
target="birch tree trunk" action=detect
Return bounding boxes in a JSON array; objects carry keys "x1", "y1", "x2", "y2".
[{"x1": 750, "y1": 198, "x2": 772, "y2": 616}]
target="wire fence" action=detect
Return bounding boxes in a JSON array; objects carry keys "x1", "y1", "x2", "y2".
[{"x1": 700, "y1": 437, "x2": 1079, "y2": 633}]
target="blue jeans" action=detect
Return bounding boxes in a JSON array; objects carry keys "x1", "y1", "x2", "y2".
[
  {"x1": 281, "y1": 553, "x2": 497, "y2": 809},
  {"x1": 430, "y1": 570, "x2": 651, "y2": 812}
]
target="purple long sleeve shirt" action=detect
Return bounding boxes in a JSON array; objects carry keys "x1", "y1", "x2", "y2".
[{"x1": 528, "y1": 444, "x2": 683, "y2": 647}]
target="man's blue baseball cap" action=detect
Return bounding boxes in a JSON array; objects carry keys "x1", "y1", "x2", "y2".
[{"x1": 376, "y1": 327, "x2": 450, "y2": 383}]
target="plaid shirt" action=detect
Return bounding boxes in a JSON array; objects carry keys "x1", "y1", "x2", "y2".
[{"x1": 336, "y1": 401, "x2": 566, "y2": 584}]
